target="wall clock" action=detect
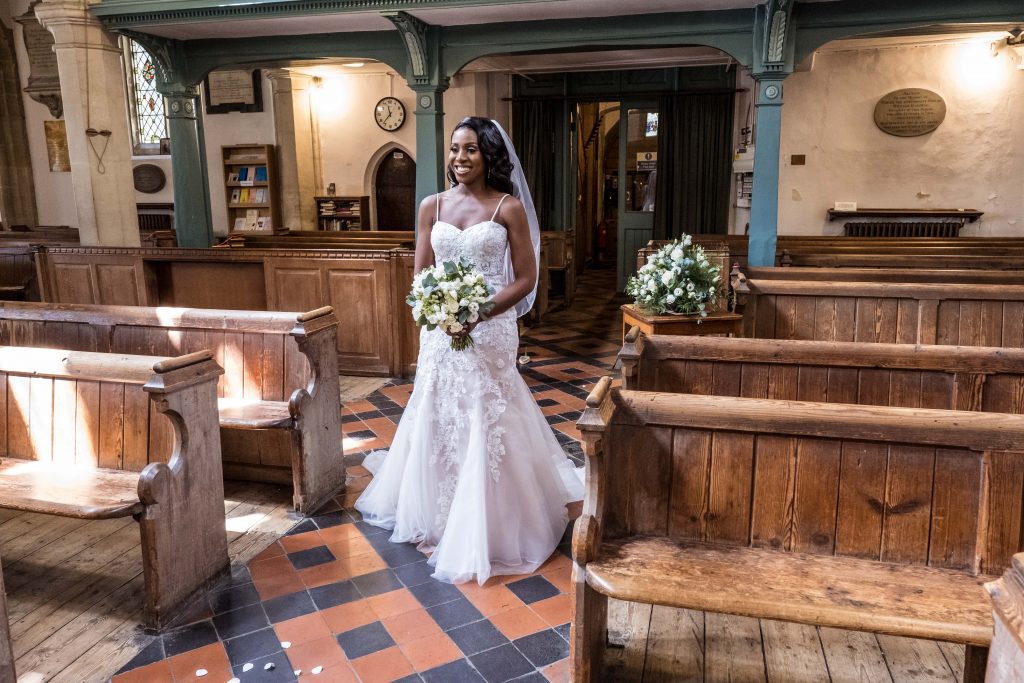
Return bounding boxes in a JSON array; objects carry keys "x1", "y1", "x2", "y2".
[{"x1": 375, "y1": 96, "x2": 406, "y2": 131}]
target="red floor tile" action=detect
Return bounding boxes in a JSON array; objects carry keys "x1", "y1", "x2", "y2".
[
  {"x1": 320, "y1": 599, "x2": 377, "y2": 634},
  {"x1": 490, "y1": 605, "x2": 550, "y2": 640},
  {"x1": 399, "y1": 632, "x2": 462, "y2": 672},
  {"x1": 168, "y1": 642, "x2": 231, "y2": 682},
  {"x1": 367, "y1": 588, "x2": 421, "y2": 620},
  {"x1": 285, "y1": 635, "x2": 347, "y2": 673},
  {"x1": 112, "y1": 660, "x2": 172, "y2": 683},
  {"x1": 381, "y1": 608, "x2": 443, "y2": 644},
  {"x1": 531, "y1": 594, "x2": 571, "y2": 627},
  {"x1": 349, "y1": 646, "x2": 415, "y2": 683},
  {"x1": 275, "y1": 612, "x2": 333, "y2": 647}
]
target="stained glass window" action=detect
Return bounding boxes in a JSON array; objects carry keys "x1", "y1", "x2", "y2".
[{"x1": 127, "y1": 40, "x2": 167, "y2": 146}]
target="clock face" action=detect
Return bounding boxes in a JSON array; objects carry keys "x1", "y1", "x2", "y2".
[{"x1": 375, "y1": 97, "x2": 406, "y2": 131}]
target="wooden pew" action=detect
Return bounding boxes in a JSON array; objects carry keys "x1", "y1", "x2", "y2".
[
  {"x1": 985, "y1": 553, "x2": 1024, "y2": 682},
  {"x1": 572, "y1": 377, "x2": 1024, "y2": 682},
  {"x1": 0, "y1": 555, "x2": 13, "y2": 683},
  {"x1": 742, "y1": 279, "x2": 1024, "y2": 347},
  {"x1": 741, "y1": 265, "x2": 1024, "y2": 285},
  {"x1": 0, "y1": 347, "x2": 228, "y2": 629},
  {"x1": 0, "y1": 247, "x2": 37, "y2": 301},
  {"x1": 0, "y1": 302, "x2": 344, "y2": 513},
  {"x1": 619, "y1": 330, "x2": 1024, "y2": 414},
  {"x1": 782, "y1": 252, "x2": 1024, "y2": 270}
]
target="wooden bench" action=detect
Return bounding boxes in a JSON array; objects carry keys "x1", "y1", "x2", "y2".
[
  {"x1": 0, "y1": 347, "x2": 228, "y2": 629},
  {"x1": 0, "y1": 302, "x2": 344, "y2": 513},
  {"x1": 572, "y1": 377, "x2": 1024, "y2": 682},
  {"x1": 0, "y1": 555, "x2": 12, "y2": 683},
  {"x1": 619, "y1": 329, "x2": 1024, "y2": 413},
  {"x1": 741, "y1": 279, "x2": 1024, "y2": 347}
]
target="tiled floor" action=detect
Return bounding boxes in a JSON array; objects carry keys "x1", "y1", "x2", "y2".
[{"x1": 112, "y1": 268, "x2": 625, "y2": 683}]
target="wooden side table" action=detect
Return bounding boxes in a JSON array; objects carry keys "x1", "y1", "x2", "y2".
[{"x1": 621, "y1": 304, "x2": 743, "y2": 342}]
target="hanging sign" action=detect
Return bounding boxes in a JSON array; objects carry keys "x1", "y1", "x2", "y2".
[
  {"x1": 873, "y1": 88, "x2": 946, "y2": 137},
  {"x1": 636, "y1": 152, "x2": 657, "y2": 172}
]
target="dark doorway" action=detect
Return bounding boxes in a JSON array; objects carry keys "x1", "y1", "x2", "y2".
[{"x1": 374, "y1": 149, "x2": 416, "y2": 230}]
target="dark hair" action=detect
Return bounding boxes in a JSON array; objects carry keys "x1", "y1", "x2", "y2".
[{"x1": 446, "y1": 117, "x2": 514, "y2": 194}]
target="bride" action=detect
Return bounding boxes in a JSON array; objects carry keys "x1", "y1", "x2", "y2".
[{"x1": 356, "y1": 117, "x2": 584, "y2": 585}]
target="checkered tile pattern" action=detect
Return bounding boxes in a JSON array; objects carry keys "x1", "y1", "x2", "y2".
[{"x1": 112, "y1": 269, "x2": 623, "y2": 683}]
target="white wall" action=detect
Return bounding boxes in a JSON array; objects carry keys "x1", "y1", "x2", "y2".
[
  {"x1": 7, "y1": 0, "x2": 77, "y2": 227},
  {"x1": 779, "y1": 41, "x2": 1024, "y2": 235},
  {"x1": 203, "y1": 71, "x2": 277, "y2": 233}
]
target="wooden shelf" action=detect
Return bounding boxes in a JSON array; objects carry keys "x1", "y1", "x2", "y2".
[
  {"x1": 826, "y1": 208, "x2": 983, "y2": 223},
  {"x1": 223, "y1": 144, "x2": 278, "y2": 233},
  {"x1": 315, "y1": 196, "x2": 369, "y2": 231}
]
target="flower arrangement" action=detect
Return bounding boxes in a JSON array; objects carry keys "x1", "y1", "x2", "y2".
[
  {"x1": 407, "y1": 258, "x2": 495, "y2": 351},
  {"x1": 626, "y1": 236, "x2": 721, "y2": 316}
]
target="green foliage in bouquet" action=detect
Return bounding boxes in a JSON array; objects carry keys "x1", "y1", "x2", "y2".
[{"x1": 625, "y1": 236, "x2": 721, "y2": 316}]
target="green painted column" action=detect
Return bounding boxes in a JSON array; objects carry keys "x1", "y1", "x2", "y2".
[
  {"x1": 748, "y1": 77, "x2": 785, "y2": 267},
  {"x1": 412, "y1": 85, "x2": 448, "y2": 209},
  {"x1": 161, "y1": 85, "x2": 215, "y2": 247}
]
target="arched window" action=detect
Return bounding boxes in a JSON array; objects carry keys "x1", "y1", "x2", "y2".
[{"x1": 123, "y1": 38, "x2": 167, "y2": 152}]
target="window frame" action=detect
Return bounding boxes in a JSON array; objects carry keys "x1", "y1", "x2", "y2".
[{"x1": 121, "y1": 37, "x2": 168, "y2": 156}]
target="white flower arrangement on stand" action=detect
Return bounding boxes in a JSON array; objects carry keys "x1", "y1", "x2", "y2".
[
  {"x1": 407, "y1": 258, "x2": 495, "y2": 351},
  {"x1": 625, "y1": 236, "x2": 722, "y2": 317}
]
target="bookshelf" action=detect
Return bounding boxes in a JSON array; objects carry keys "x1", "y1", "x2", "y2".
[
  {"x1": 315, "y1": 196, "x2": 370, "y2": 231},
  {"x1": 223, "y1": 144, "x2": 279, "y2": 233}
]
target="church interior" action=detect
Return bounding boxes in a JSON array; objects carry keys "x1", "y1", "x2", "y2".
[{"x1": 0, "y1": 0, "x2": 1023, "y2": 681}]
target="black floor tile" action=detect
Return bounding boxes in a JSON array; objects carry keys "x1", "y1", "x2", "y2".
[
  {"x1": 262, "y1": 590, "x2": 317, "y2": 623},
  {"x1": 379, "y1": 542, "x2": 428, "y2": 568},
  {"x1": 469, "y1": 643, "x2": 535, "y2": 683},
  {"x1": 231, "y1": 650, "x2": 297, "y2": 682},
  {"x1": 351, "y1": 568, "x2": 403, "y2": 597},
  {"x1": 510, "y1": 672, "x2": 548, "y2": 682},
  {"x1": 354, "y1": 520, "x2": 391, "y2": 537},
  {"x1": 224, "y1": 627, "x2": 284, "y2": 668},
  {"x1": 312, "y1": 511, "x2": 349, "y2": 529},
  {"x1": 336, "y1": 621, "x2": 395, "y2": 659},
  {"x1": 426, "y1": 597, "x2": 484, "y2": 631},
  {"x1": 554, "y1": 622, "x2": 571, "y2": 642},
  {"x1": 209, "y1": 582, "x2": 261, "y2": 614},
  {"x1": 286, "y1": 545, "x2": 336, "y2": 570},
  {"x1": 308, "y1": 580, "x2": 362, "y2": 610},
  {"x1": 116, "y1": 637, "x2": 164, "y2": 673},
  {"x1": 514, "y1": 629, "x2": 569, "y2": 668},
  {"x1": 284, "y1": 519, "x2": 318, "y2": 536},
  {"x1": 213, "y1": 603, "x2": 270, "y2": 640},
  {"x1": 447, "y1": 620, "x2": 508, "y2": 656},
  {"x1": 506, "y1": 576, "x2": 560, "y2": 605},
  {"x1": 394, "y1": 675, "x2": 423, "y2": 683},
  {"x1": 395, "y1": 560, "x2": 435, "y2": 588},
  {"x1": 421, "y1": 659, "x2": 487, "y2": 683},
  {"x1": 410, "y1": 579, "x2": 462, "y2": 608},
  {"x1": 162, "y1": 619, "x2": 219, "y2": 658}
]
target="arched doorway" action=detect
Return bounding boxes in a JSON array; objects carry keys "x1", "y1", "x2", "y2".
[{"x1": 374, "y1": 149, "x2": 416, "y2": 230}]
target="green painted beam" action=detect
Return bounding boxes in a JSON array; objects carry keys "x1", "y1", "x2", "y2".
[
  {"x1": 442, "y1": 10, "x2": 757, "y2": 74},
  {"x1": 793, "y1": 0, "x2": 1024, "y2": 62}
]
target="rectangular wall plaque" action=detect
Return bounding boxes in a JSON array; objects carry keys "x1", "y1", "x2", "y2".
[
  {"x1": 44, "y1": 120, "x2": 70, "y2": 172},
  {"x1": 204, "y1": 69, "x2": 263, "y2": 114}
]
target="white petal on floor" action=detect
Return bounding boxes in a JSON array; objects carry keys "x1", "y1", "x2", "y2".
[
  {"x1": 242, "y1": 663, "x2": 254, "y2": 672},
  {"x1": 264, "y1": 662, "x2": 276, "y2": 671},
  {"x1": 195, "y1": 669, "x2": 207, "y2": 677},
  {"x1": 312, "y1": 666, "x2": 324, "y2": 674},
  {"x1": 281, "y1": 641, "x2": 291, "y2": 649}
]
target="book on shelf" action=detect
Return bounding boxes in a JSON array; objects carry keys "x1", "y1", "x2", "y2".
[
  {"x1": 228, "y1": 172, "x2": 239, "y2": 183},
  {"x1": 238, "y1": 167, "x2": 249, "y2": 181},
  {"x1": 257, "y1": 216, "x2": 273, "y2": 231},
  {"x1": 233, "y1": 217, "x2": 246, "y2": 231},
  {"x1": 230, "y1": 189, "x2": 241, "y2": 203},
  {"x1": 240, "y1": 188, "x2": 250, "y2": 203},
  {"x1": 244, "y1": 209, "x2": 259, "y2": 231},
  {"x1": 255, "y1": 188, "x2": 267, "y2": 203},
  {"x1": 254, "y1": 166, "x2": 268, "y2": 182}
]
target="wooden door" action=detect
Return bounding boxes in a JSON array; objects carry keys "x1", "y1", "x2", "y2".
[
  {"x1": 375, "y1": 150, "x2": 416, "y2": 230},
  {"x1": 617, "y1": 101, "x2": 658, "y2": 290}
]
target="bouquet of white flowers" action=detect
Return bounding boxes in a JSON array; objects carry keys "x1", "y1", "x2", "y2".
[
  {"x1": 407, "y1": 259, "x2": 496, "y2": 351},
  {"x1": 626, "y1": 236, "x2": 721, "y2": 316}
]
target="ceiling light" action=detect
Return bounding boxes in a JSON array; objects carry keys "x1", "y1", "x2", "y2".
[{"x1": 342, "y1": 62, "x2": 365, "y2": 68}]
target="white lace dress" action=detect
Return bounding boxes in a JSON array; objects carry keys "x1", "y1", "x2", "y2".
[{"x1": 355, "y1": 208, "x2": 584, "y2": 585}]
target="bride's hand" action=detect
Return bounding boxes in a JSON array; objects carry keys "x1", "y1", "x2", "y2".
[{"x1": 447, "y1": 320, "x2": 479, "y2": 340}]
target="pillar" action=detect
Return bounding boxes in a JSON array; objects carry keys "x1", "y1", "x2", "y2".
[
  {"x1": 159, "y1": 83, "x2": 214, "y2": 247},
  {"x1": 267, "y1": 69, "x2": 317, "y2": 230},
  {"x1": 412, "y1": 84, "x2": 448, "y2": 206},
  {"x1": 34, "y1": 0, "x2": 139, "y2": 245},
  {"x1": 748, "y1": 77, "x2": 784, "y2": 267}
]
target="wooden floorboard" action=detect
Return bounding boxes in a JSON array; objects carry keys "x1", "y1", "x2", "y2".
[
  {"x1": 2, "y1": 480, "x2": 296, "y2": 683},
  {"x1": 617, "y1": 605, "x2": 971, "y2": 683}
]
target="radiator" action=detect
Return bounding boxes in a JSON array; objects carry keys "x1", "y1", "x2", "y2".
[
  {"x1": 138, "y1": 213, "x2": 173, "y2": 231},
  {"x1": 843, "y1": 221, "x2": 963, "y2": 238}
]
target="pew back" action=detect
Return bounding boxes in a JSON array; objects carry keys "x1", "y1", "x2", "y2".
[
  {"x1": 620, "y1": 333, "x2": 1024, "y2": 414},
  {"x1": 0, "y1": 302, "x2": 310, "y2": 402},
  {"x1": 590, "y1": 389, "x2": 1024, "y2": 576},
  {"x1": 744, "y1": 280, "x2": 1024, "y2": 347}
]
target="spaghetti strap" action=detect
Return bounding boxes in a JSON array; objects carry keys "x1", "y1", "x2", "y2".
[
  {"x1": 490, "y1": 194, "x2": 509, "y2": 222},
  {"x1": 435, "y1": 193, "x2": 441, "y2": 223}
]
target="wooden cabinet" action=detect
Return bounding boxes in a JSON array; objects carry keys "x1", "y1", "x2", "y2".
[
  {"x1": 315, "y1": 196, "x2": 369, "y2": 231},
  {"x1": 223, "y1": 144, "x2": 279, "y2": 234}
]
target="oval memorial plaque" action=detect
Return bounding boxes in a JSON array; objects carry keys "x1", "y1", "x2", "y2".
[
  {"x1": 133, "y1": 164, "x2": 166, "y2": 194},
  {"x1": 873, "y1": 88, "x2": 946, "y2": 137}
]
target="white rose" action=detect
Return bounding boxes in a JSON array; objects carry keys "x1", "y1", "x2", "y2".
[
  {"x1": 449, "y1": 322, "x2": 463, "y2": 333},
  {"x1": 666, "y1": 295, "x2": 676, "y2": 304},
  {"x1": 660, "y1": 272, "x2": 673, "y2": 286},
  {"x1": 670, "y1": 248, "x2": 683, "y2": 260},
  {"x1": 469, "y1": 302, "x2": 479, "y2": 312},
  {"x1": 673, "y1": 288, "x2": 682, "y2": 296}
]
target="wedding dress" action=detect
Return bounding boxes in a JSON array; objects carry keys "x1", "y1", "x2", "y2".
[{"x1": 355, "y1": 195, "x2": 584, "y2": 585}]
